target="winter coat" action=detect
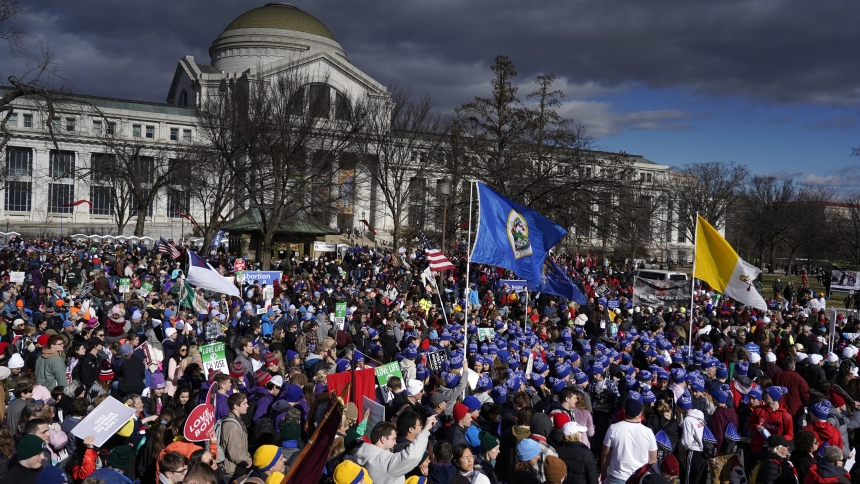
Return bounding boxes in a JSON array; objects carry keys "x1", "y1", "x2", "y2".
[
  {"x1": 805, "y1": 365, "x2": 827, "y2": 392},
  {"x1": 353, "y1": 428, "x2": 431, "y2": 484},
  {"x1": 428, "y1": 462, "x2": 457, "y2": 484},
  {"x1": 0, "y1": 460, "x2": 42, "y2": 484},
  {"x1": 709, "y1": 406, "x2": 739, "y2": 452},
  {"x1": 826, "y1": 408, "x2": 851, "y2": 459},
  {"x1": 89, "y1": 467, "x2": 133, "y2": 484},
  {"x1": 756, "y1": 450, "x2": 798, "y2": 484},
  {"x1": 646, "y1": 412, "x2": 680, "y2": 450},
  {"x1": 774, "y1": 369, "x2": 810, "y2": 417},
  {"x1": 34, "y1": 348, "x2": 67, "y2": 391},
  {"x1": 116, "y1": 355, "x2": 146, "y2": 397},
  {"x1": 803, "y1": 462, "x2": 850, "y2": 484},
  {"x1": 220, "y1": 414, "x2": 252, "y2": 477},
  {"x1": 681, "y1": 409, "x2": 705, "y2": 452},
  {"x1": 803, "y1": 421, "x2": 843, "y2": 455},
  {"x1": 555, "y1": 440, "x2": 599, "y2": 484},
  {"x1": 78, "y1": 352, "x2": 100, "y2": 389},
  {"x1": 749, "y1": 404, "x2": 793, "y2": 454}
]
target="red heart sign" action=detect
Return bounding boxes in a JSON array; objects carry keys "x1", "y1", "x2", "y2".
[{"x1": 183, "y1": 404, "x2": 216, "y2": 442}]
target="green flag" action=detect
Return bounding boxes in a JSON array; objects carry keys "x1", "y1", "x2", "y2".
[{"x1": 179, "y1": 282, "x2": 196, "y2": 310}]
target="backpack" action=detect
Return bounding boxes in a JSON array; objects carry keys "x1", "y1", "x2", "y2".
[
  {"x1": 251, "y1": 396, "x2": 276, "y2": 448},
  {"x1": 750, "y1": 460, "x2": 782, "y2": 484},
  {"x1": 702, "y1": 425, "x2": 718, "y2": 458},
  {"x1": 214, "y1": 417, "x2": 241, "y2": 464},
  {"x1": 295, "y1": 332, "x2": 309, "y2": 359},
  {"x1": 721, "y1": 422, "x2": 740, "y2": 454}
]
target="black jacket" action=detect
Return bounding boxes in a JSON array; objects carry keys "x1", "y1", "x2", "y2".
[
  {"x1": 555, "y1": 440, "x2": 599, "y2": 484},
  {"x1": 78, "y1": 352, "x2": 100, "y2": 389},
  {"x1": 116, "y1": 356, "x2": 146, "y2": 397},
  {"x1": 0, "y1": 460, "x2": 41, "y2": 484},
  {"x1": 756, "y1": 450, "x2": 798, "y2": 484}
]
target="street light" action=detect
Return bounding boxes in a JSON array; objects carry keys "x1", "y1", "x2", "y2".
[{"x1": 437, "y1": 178, "x2": 452, "y2": 253}]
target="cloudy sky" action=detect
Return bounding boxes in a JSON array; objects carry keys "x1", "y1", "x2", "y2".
[{"x1": 6, "y1": 0, "x2": 860, "y2": 189}]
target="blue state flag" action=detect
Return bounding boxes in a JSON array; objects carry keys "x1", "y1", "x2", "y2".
[
  {"x1": 471, "y1": 182, "x2": 567, "y2": 284},
  {"x1": 527, "y1": 258, "x2": 587, "y2": 306}
]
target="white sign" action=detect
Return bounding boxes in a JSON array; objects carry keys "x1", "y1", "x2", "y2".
[
  {"x1": 362, "y1": 396, "x2": 386, "y2": 440},
  {"x1": 71, "y1": 396, "x2": 136, "y2": 448},
  {"x1": 314, "y1": 241, "x2": 337, "y2": 252},
  {"x1": 9, "y1": 272, "x2": 24, "y2": 283}
]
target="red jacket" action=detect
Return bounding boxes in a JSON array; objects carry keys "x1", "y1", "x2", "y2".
[
  {"x1": 749, "y1": 404, "x2": 794, "y2": 453},
  {"x1": 804, "y1": 462, "x2": 851, "y2": 484},
  {"x1": 774, "y1": 369, "x2": 810, "y2": 417},
  {"x1": 804, "y1": 421, "x2": 843, "y2": 452}
]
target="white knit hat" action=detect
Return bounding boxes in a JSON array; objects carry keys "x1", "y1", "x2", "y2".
[
  {"x1": 749, "y1": 353, "x2": 761, "y2": 364},
  {"x1": 765, "y1": 352, "x2": 776, "y2": 363},
  {"x1": 796, "y1": 352, "x2": 808, "y2": 362},
  {"x1": 405, "y1": 379, "x2": 424, "y2": 397},
  {"x1": 809, "y1": 354, "x2": 824, "y2": 365}
]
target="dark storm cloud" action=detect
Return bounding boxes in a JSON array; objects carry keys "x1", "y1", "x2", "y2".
[{"x1": 6, "y1": 0, "x2": 860, "y2": 111}]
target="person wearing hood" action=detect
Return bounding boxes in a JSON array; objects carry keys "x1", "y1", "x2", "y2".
[
  {"x1": 679, "y1": 391, "x2": 706, "y2": 484},
  {"x1": 805, "y1": 445, "x2": 850, "y2": 484},
  {"x1": 34, "y1": 335, "x2": 66, "y2": 391},
  {"x1": 749, "y1": 386, "x2": 793, "y2": 456},
  {"x1": 756, "y1": 435, "x2": 798, "y2": 484},
  {"x1": 250, "y1": 372, "x2": 283, "y2": 421},
  {"x1": 116, "y1": 345, "x2": 146, "y2": 398},
  {"x1": 803, "y1": 401, "x2": 844, "y2": 458}
]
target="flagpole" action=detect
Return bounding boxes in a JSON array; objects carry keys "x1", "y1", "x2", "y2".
[
  {"x1": 689, "y1": 213, "x2": 699, "y2": 358},
  {"x1": 465, "y1": 181, "x2": 474, "y2": 329}
]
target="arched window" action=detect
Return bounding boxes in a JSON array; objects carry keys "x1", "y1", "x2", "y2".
[
  {"x1": 179, "y1": 90, "x2": 188, "y2": 106},
  {"x1": 287, "y1": 84, "x2": 349, "y2": 120}
]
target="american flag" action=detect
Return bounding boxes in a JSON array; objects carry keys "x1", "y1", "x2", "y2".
[
  {"x1": 159, "y1": 237, "x2": 181, "y2": 259},
  {"x1": 419, "y1": 229, "x2": 455, "y2": 272}
]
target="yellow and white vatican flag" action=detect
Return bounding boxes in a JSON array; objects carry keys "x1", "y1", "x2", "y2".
[{"x1": 693, "y1": 214, "x2": 767, "y2": 311}]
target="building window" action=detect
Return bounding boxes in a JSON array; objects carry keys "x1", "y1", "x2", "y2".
[
  {"x1": 167, "y1": 189, "x2": 190, "y2": 217},
  {"x1": 5, "y1": 181, "x2": 31, "y2": 212},
  {"x1": 145, "y1": 126, "x2": 155, "y2": 139},
  {"x1": 107, "y1": 122, "x2": 116, "y2": 135},
  {"x1": 49, "y1": 183, "x2": 74, "y2": 213},
  {"x1": 23, "y1": 114, "x2": 32, "y2": 128},
  {"x1": 92, "y1": 120, "x2": 102, "y2": 135},
  {"x1": 179, "y1": 90, "x2": 188, "y2": 106},
  {"x1": 7, "y1": 113, "x2": 16, "y2": 127},
  {"x1": 66, "y1": 118, "x2": 75, "y2": 132},
  {"x1": 308, "y1": 84, "x2": 331, "y2": 119},
  {"x1": 335, "y1": 92, "x2": 350, "y2": 121},
  {"x1": 89, "y1": 186, "x2": 113, "y2": 215},
  {"x1": 133, "y1": 125, "x2": 141, "y2": 138},
  {"x1": 51, "y1": 117, "x2": 60, "y2": 132},
  {"x1": 170, "y1": 128, "x2": 178, "y2": 141},
  {"x1": 130, "y1": 189, "x2": 153, "y2": 217},
  {"x1": 6, "y1": 147, "x2": 33, "y2": 177},
  {"x1": 133, "y1": 156, "x2": 155, "y2": 184},
  {"x1": 90, "y1": 153, "x2": 115, "y2": 182},
  {"x1": 49, "y1": 150, "x2": 75, "y2": 179},
  {"x1": 182, "y1": 129, "x2": 192, "y2": 141}
]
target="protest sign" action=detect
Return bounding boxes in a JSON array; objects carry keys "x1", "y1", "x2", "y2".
[
  {"x1": 425, "y1": 350, "x2": 448, "y2": 373},
  {"x1": 595, "y1": 284, "x2": 611, "y2": 298},
  {"x1": 243, "y1": 271, "x2": 282, "y2": 286},
  {"x1": 525, "y1": 352, "x2": 534, "y2": 376},
  {"x1": 138, "y1": 341, "x2": 153, "y2": 366},
  {"x1": 235, "y1": 271, "x2": 245, "y2": 284},
  {"x1": 632, "y1": 276, "x2": 692, "y2": 307},
  {"x1": 476, "y1": 328, "x2": 495, "y2": 341},
  {"x1": 375, "y1": 362, "x2": 404, "y2": 386},
  {"x1": 9, "y1": 272, "x2": 24, "y2": 283},
  {"x1": 500, "y1": 279, "x2": 528, "y2": 294},
  {"x1": 233, "y1": 259, "x2": 245, "y2": 271},
  {"x1": 335, "y1": 302, "x2": 347, "y2": 330},
  {"x1": 184, "y1": 404, "x2": 216, "y2": 442},
  {"x1": 141, "y1": 282, "x2": 153, "y2": 294},
  {"x1": 200, "y1": 342, "x2": 228, "y2": 377},
  {"x1": 118, "y1": 278, "x2": 130, "y2": 293},
  {"x1": 831, "y1": 269, "x2": 860, "y2": 293},
  {"x1": 362, "y1": 396, "x2": 386, "y2": 440},
  {"x1": 71, "y1": 396, "x2": 136, "y2": 447},
  {"x1": 314, "y1": 241, "x2": 337, "y2": 252}
]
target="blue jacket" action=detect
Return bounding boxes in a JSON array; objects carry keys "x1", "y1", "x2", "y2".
[{"x1": 90, "y1": 468, "x2": 133, "y2": 484}]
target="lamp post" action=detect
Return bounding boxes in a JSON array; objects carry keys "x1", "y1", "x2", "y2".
[
  {"x1": 361, "y1": 211, "x2": 365, "y2": 247},
  {"x1": 437, "y1": 178, "x2": 452, "y2": 254}
]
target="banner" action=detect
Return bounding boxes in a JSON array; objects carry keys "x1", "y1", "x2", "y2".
[
  {"x1": 831, "y1": 269, "x2": 860, "y2": 293},
  {"x1": 9, "y1": 272, "x2": 24, "y2": 283},
  {"x1": 476, "y1": 328, "x2": 495, "y2": 341},
  {"x1": 71, "y1": 396, "x2": 136, "y2": 447},
  {"x1": 632, "y1": 277, "x2": 693, "y2": 307},
  {"x1": 500, "y1": 280, "x2": 528, "y2": 294},
  {"x1": 118, "y1": 278, "x2": 130, "y2": 293},
  {"x1": 242, "y1": 271, "x2": 283, "y2": 286},
  {"x1": 200, "y1": 342, "x2": 228, "y2": 377},
  {"x1": 313, "y1": 241, "x2": 337, "y2": 252},
  {"x1": 375, "y1": 362, "x2": 404, "y2": 386},
  {"x1": 361, "y1": 396, "x2": 385, "y2": 440},
  {"x1": 327, "y1": 368, "x2": 376, "y2": 415}
]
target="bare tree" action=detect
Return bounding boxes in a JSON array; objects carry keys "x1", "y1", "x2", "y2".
[
  {"x1": 736, "y1": 176, "x2": 798, "y2": 268},
  {"x1": 664, "y1": 161, "x2": 750, "y2": 243},
  {"x1": 839, "y1": 195, "x2": 860, "y2": 265},
  {"x1": 355, "y1": 85, "x2": 447, "y2": 247}
]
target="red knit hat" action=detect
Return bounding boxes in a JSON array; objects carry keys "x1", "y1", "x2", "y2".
[
  {"x1": 99, "y1": 361, "x2": 114, "y2": 381},
  {"x1": 552, "y1": 412, "x2": 571, "y2": 429},
  {"x1": 208, "y1": 369, "x2": 223, "y2": 383},
  {"x1": 255, "y1": 369, "x2": 272, "y2": 387},
  {"x1": 229, "y1": 360, "x2": 245, "y2": 379},
  {"x1": 660, "y1": 455, "x2": 680, "y2": 477},
  {"x1": 37, "y1": 334, "x2": 50, "y2": 347},
  {"x1": 453, "y1": 402, "x2": 470, "y2": 423},
  {"x1": 264, "y1": 352, "x2": 279, "y2": 366},
  {"x1": 830, "y1": 388, "x2": 847, "y2": 407}
]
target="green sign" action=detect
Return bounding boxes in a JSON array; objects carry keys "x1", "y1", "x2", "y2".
[
  {"x1": 375, "y1": 362, "x2": 404, "y2": 386},
  {"x1": 118, "y1": 278, "x2": 131, "y2": 293},
  {"x1": 477, "y1": 328, "x2": 495, "y2": 341},
  {"x1": 200, "y1": 342, "x2": 228, "y2": 377},
  {"x1": 335, "y1": 302, "x2": 347, "y2": 328},
  {"x1": 141, "y1": 282, "x2": 153, "y2": 294}
]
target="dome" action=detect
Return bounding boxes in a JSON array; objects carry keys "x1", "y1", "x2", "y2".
[
  {"x1": 210, "y1": 3, "x2": 346, "y2": 73},
  {"x1": 223, "y1": 3, "x2": 336, "y2": 42}
]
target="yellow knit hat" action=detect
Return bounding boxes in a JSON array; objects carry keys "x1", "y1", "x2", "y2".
[
  {"x1": 265, "y1": 472, "x2": 284, "y2": 484},
  {"x1": 405, "y1": 477, "x2": 428, "y2": 484},
  {"x1": 253, "y1": 445, "x2": 283, "y2": 472},
  {"x1": 333, "y1": 461, "x2": 373, "y2": 484},
  {"x1": 117, "y1": 417, "x2": 135, "y2": 437}
]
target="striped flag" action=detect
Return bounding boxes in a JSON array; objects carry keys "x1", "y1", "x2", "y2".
[
  {"x1": 159, "y1": 237, "x2": 180, "y2": 259},
  {"x1": 419, "y1": 229, "x2": 455, "y2": 272}
]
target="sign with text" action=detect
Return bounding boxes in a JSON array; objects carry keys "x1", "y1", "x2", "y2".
[
  {"x1": 425, "y1": 350, "x2": 448, "y2": 374},
  {"x1": 500, "y1": 280, "x2": 528, "y2": 294},
  {"x1": 335, "y1": 302, "x2": 347, "y2": 329},
  {"x1": 9, "y1": 272, "x2": 24, "y2": 283},
  {"x1": 832, "y1": 269, "x2": 860, "y2": 293},
  {"x1": 242, "y1": 271, "x2": 282, "y2": 286},
  {"x1": 71, "y1": 396, "x2": 136, "y2": 448},
  {"x1": 200, "y1": 342, "x2": 228, "y2": 377},
  {"x1": 141, "y1": 282, "x2": 154, "y2": 294},
  {"x1": 632, "y1": 276, "x2": 693, "y2": 307},
  {"x1": 233, "y1": 259, "x2": 246, "y2": 272},
  {"x1": 118, "y1": 278, "x2": 131, "y2": 293},
  {"x1": 476, "y1": 328, "x2": 495, "y2": 341},
  {"x1": 314, "y1": 241, "x2": 337, "y2": 252},
  {"x1": 361, "y1": 396, "x2": 386, "y2": 440},
  {"x1": 183, "y1": 404, "x2": 216, "y2": 442},
  {"x1": 374, "y1": 362, "x2": 404, "y2": 386},
  {"x1": 595, "y1": 284, "x2": 611, "y2": 298}
]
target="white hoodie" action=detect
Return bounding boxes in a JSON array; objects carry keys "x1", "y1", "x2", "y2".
[{"x1": 681, "y1": 409, "x2": 705, "y2": 452}]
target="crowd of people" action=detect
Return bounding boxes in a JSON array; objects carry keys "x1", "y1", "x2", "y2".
[{"x1": 0, "y1": 235, "x2": 854, "y2": 484}]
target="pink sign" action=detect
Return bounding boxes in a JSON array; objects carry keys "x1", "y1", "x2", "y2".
[{"x1": 184, "y1": 404, "x2": 216, "y2": 442}]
